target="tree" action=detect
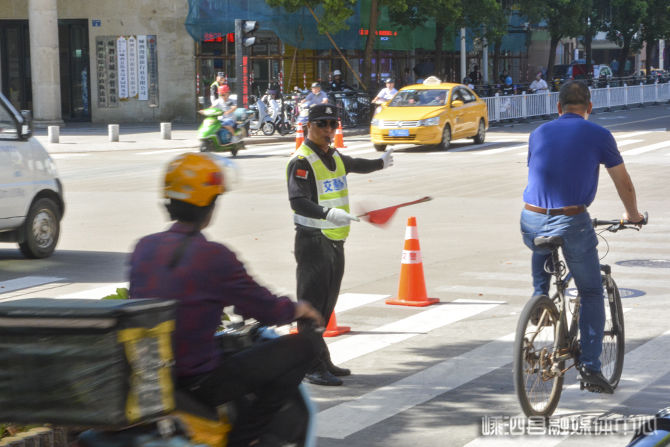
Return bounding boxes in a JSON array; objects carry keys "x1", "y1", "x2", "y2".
[
  {"x1": 640, "y1": 0, "x2": 670, "y2": 74},
  {"x1": 580, "y1": 0, "x2": 610, "y2": 77},
  {"x1": 462, "y1": 0, "x2": 506, "y2": 84},
  {"x1": 602, "y1": 0, "x2": 647, "y2": 76},
  {"x1": 518, "y1": 0, "x2": 588, "y2": 81}
]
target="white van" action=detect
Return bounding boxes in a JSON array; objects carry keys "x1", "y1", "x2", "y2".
[{"x1": 0, "y1": 93, "x2": 64, "y2": 258}]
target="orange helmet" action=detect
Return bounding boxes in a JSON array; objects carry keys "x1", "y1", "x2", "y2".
[
  {"x1": 218, "y1": 84, "x2": 230, "y2": 95},
  {"x1": 164, "y1": 153, "x2": 224, "y2": 207}
]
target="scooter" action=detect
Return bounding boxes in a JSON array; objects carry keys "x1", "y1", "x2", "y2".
[
  {"x1": 198, "y1": 107, "x2": 249, "y2": 156},
  {"x1": 247, "y1": 95, "x2": 275, "y2": 136}
]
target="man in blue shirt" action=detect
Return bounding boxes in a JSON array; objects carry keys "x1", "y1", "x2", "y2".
[{"x1": 521, "y1": 80, "x2": 644, "y2": 393}]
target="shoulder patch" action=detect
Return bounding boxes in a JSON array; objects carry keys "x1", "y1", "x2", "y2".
[{"x1": 295, "y1": 168, "x2": 309, "y2": 179}]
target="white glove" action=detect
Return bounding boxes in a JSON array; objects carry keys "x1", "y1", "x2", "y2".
[
  {"x1": 326, "y1": 208, "x2": 360, "y2": 226},
  {"x1": 380, "y1": 149, "x2": 394, "y2": 169}
]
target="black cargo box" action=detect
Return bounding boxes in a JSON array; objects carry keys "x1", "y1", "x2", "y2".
[{"x1": 0, "y1": 298, "x2": 176, "y2": 426}]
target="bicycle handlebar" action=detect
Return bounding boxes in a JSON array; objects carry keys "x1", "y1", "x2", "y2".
[{"x1": 592, "y1": 211, "x2": 648, "y2": 231}]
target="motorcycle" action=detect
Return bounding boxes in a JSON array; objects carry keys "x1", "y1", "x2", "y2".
[{"x1": 198, "y1": 107, "x2": 249, "y2": 157}]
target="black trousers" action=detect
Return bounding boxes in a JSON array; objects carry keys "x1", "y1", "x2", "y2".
[
  {"x1": 294, "y1": 227, "x2": 345, "y2": 369},
  {"x1": 178, "y1": 332, "x2": 321, "y2": 447}
]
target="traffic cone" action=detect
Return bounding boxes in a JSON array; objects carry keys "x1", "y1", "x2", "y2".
[
  {"x1": 294, "y1": 122, "x2": 304, "y2": 150},
  {"x1": 334, "y1": 119, "x2": 346, "y2": 148},
  {"x1": 289, "y1": 310, "x2": 350, "y2": 337},
  {"x1": 323, "y1": 311, "x2": 350, "y2": 337},
  {"x1": 386, "y1": 217, "x2": 439, "y2": 307}
]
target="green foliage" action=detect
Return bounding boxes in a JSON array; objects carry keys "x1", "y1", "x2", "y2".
[
  {"x1": 102, "y1": 287, "x2": 129, "y2": 300},
  {"x1": 603, "y1": 0, "x2": 647, "y2": 49},
  {"x1": 265, "y1": 0, "x2": 358, "y2": 34},
  {"x1": 641, "y1": 0, "x2": 670, "y2": 43}
]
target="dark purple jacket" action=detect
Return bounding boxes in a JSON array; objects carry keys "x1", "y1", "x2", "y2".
[{"x1": 129, "y1": 222, "x2": 296, "y2": 377}]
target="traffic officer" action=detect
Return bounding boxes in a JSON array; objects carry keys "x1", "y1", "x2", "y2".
[{"x1": 286, "y1": 103, "x2": 394, "y2": 386}]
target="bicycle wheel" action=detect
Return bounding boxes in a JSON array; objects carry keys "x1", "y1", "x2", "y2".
[
  {"x1": 514, "y1": 295, "x2": 565, "y2": 417},
  {"x1": 600, "y1": 274, "x2": 625, "y2": 388}
]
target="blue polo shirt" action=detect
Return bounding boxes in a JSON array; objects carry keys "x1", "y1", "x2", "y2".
[{"x1": 523, "y1": 113, "x2": 623, "y2": 209}]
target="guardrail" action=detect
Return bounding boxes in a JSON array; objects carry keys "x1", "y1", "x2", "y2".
[{"x1": 483, "y1": 83, "x2": 670, "y2": 124}]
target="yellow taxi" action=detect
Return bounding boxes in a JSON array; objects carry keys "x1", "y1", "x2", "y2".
[{"x1": 370, "y1": 77, "x2": 488, "y2": 151}]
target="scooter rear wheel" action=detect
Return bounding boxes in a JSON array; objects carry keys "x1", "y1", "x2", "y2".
[{"x1": 261, "y1": 121, "x2": 275, "y2": 136}]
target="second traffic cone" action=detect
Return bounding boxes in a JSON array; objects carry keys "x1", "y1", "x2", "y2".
[
  {"x1": 294, "y1": 122, "x2": 304, "y2": 150},
  {"x1": 334, "y1": 119, "x2": 346, "y2": 148},
  {"x1": 323, "y1": 311, "x2": 350, "y2": 337},
  {"x1": 386, "y1": 216, "x2": 439, "y2": 307}
]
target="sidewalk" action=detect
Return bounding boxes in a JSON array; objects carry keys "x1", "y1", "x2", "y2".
[{"x1": 34, "y1": 122, "x2": 370, "y2": 154}]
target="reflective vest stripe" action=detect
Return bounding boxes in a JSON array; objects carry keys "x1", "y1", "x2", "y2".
[{"x1": 293, "y1": 214, "x2": 340, "y2": 229}]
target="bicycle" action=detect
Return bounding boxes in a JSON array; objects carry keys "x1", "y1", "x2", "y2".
[{"x1": 513, "y1": 213, "x2": 648, "y2": 417}]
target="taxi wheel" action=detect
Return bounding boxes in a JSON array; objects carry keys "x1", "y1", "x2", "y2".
[
  {"x1": 439, "y1": 125, "x2": 451, "y2": 150},
  {"x1": 374, "y1": 144, "x2": 387, "y2": 152},
  {"x1": 473, "y1": 120, "x2": 486, "y2": 144},
  {"x1": 19, "y1": 198, "x2": 60, "y2": 259}
]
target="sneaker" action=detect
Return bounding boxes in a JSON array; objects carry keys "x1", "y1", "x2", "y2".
[
  {"x1": 576, "y1": 363, "x2": 614, "y2": 394},
  {"x1": 304, "y1": 368, "x2": 343, "y2": 386},
  {"x1": 325, "y1": 358, "x2": 351, "y2": 377}
]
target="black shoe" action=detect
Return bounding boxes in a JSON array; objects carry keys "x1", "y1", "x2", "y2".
[
  {"x1": 577, "y1": 364, "x2": 614, "y2": 394},
  {"x1": 305, "y1": 369, "x2": 343, "y2": 386},
  {"x1": 326, "y1": 359, "x2": 351, "y2": 377}
]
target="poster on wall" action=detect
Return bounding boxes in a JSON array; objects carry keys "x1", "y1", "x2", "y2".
[
  {"x1": 117, "y1": 36, "x2": 129, "y2": 100},
  {"x1": 106, "y1": 37, "x2": 119, "y2": 107},
  {"x1": 127, "y1": 36, "x2": 138, "y2": 99},
  {"x1": 95, "y1": 37, "x2": 108, "y2": 108},
  {"x1": 137, "y1": 35, "x2": 148, "y2": 100},
  {"x1": 147, "y1": 35, "x2": 159, "y2": 106}
]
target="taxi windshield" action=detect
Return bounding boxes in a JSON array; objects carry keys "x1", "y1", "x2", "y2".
[{"x1": 388, "y1": 89, "x2": 449, "y2": 107}]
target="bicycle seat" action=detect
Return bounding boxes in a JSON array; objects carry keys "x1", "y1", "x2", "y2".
[{"x1": 534, "y1": 236, "x2": 564, "y2": 250}]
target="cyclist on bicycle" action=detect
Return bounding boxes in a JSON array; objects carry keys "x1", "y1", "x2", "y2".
[
  {"x1": 129, "y1": 153, "x2": 324, "y2": 447},
  {"x1": 521, "y1": 80, "x2": 644, "y2": 393}
]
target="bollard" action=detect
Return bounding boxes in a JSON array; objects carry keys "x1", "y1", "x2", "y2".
[
  {"x1": 108, "y1": 124, "x2": 119, "y2": 142},
  {"x1": 160, "y1": 122, "x2": 172, "y2": 140},
  {"x1": 47, "y1": 125, "x2": 59, "y2": 144}
]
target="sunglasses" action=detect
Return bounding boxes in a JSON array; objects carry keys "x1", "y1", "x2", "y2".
[{"x1": 314, "y1": 120, "x2": 338, "y2": 129}]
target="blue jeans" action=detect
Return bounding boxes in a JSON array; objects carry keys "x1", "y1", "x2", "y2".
[{"x1": 520, "y1": 208, "x2": 604, "y2": 371}]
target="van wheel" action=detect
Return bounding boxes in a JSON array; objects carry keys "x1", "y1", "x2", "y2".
[
  {"x1": 473, "y1": 120, "x2": 486, "y2": 144},
  {"x1": 439, "y1": 125, "x2": 451, "y2": 150},
  {"x1": 19, "y1": 198, "x2": 60, "y2": 259},
  {"x1": 374, "y1": 144, "x2": 387, "y2": 152}
]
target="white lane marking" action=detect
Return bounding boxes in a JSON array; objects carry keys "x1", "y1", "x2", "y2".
[
  {"x1": 329, "y1": 299, "x2": 504, "y2": 365},
  {"x1": 449, "y1": 141, "x2": 502, "y2": 152},
  {"x1": 463, "y1": 329, "x2": 670, "y2": 446},
  {"x1": 55, "y1": 282, "x2": 129, "y2": 299},
  {"x1": 334, "y1": 293, "x2": 388, "y2": 313},
  {"x1": 318, "y1": 331, "x2": 515, "y2": 439},
  {"x1": 614, "y1": 139, "x2": 643, "y2": 147},
  {"x1": 137, "y1": 148, "x2": 190, "y2": 155},
  {"x1": 475, "y1": 143, "x2": 527, "y2": 155},
  {"x1": 437, "y1": 284, "x2": 531, "y2": 297},
  {"x1": 623, "y1": 140, "x2": 670, "y2": 155},
  {"x1": 614, "y1": 128, "x2": 665, "y2": 139},
  {"x1": 50, "y1": 153, "x2": 90, "y2": 158},
  {"x1": 0, "y1": 276, "x2": 64, "y2": 295}
]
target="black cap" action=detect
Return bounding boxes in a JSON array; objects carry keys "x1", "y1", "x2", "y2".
[
  {"x1": 385, "y1": 78, "x2": 394, "y2": 83},
  {"x1": 308, "y1": 103, "x2": 338, "y2": 122},
  {"x1": 311, "y1": 82, "x2": 321, "y2": 88}
]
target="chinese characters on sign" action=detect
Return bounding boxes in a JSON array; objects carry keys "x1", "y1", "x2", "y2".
[
  {"x1": 95, "y1": 35, "x2": 156, "y2": 107},
  {"x1": 127, "y1": 36, "x2": 138, "y2": 99},
  {"x1": 481, "y1": 415, "x2": 655, "y2": 437}
]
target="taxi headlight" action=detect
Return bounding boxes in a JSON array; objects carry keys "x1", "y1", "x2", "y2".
[
  {"x1": 420, "y1": 117, "x2": 441, "y2": 127},
  {"x1": 370, "y1": 118, "x2": 380, "y2": 127}
]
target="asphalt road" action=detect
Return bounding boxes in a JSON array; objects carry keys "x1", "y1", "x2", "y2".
[{"x1": 2, "y1": 103, "x2": 670, "y2": 446}]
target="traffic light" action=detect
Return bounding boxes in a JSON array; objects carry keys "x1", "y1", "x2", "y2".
[{"x1": 234, "y1": 19, "x2": 259, "y2": 108}]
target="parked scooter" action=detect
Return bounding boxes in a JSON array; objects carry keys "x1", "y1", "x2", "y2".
[
  {"x1": 247, "y1": 95, "x2": 275, "y2": 136},
  {"x1": 198, "y1": 107, "x2": 249, "y2": 156}
]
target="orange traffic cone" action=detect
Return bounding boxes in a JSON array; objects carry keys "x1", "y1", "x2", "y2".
[
  {"x1": 289, "y1": 310, "x2": 350, "y2": 337},
  {"x1": 294, "y1": 122, "x2": 304, "y2": 150},
  {"x1": 386, "y1": 217, "x2": 439, "y2": 307},
  {"x1": 334, "y1": 119, "x2": 346, "y2": 148},
  {"x1": 323, "y1": 311, "x2": 350, "y2": 337}
]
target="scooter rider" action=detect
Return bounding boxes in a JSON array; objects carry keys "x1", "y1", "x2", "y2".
[
  {"x1": 210, "y1": 72, "x2": 225, "y2": 106},
  {"x1": 301, "y1": 82, "x2": 329, "y2": 108},
  {"x1": 287, "y1": 104, "x2": 394, "y2": 386},
  {"x1": 372, "y1": 78, "x2": 398, "y2": 104},
  {"x1": 129, "y1": 152, "x2": 324, "y2": 447},
  {"x1": 213, "y1": 84, "x2": 239, "y2": 143}
]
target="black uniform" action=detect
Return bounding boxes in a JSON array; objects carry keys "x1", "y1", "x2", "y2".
[{"x1": 287, "y1": 139, "x2": 383, "y2": 373}]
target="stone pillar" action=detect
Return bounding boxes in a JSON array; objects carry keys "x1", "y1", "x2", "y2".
[{"x1": 28, "y1": 0, "x2": 63, "y2": 126}]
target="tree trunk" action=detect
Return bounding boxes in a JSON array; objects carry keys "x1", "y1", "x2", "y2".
[
  {"x1": 618, "y1": 35, "x2": 631, "y2": 77},
  {"x1": 362, "y1": 0, "x2": 380, "y2": 93},
  {"x1": 584, "y1": 30, "x2": 593, "y2": 77},
  {"x1": 546, "y1": 34, "x2": 561, "y2": 82},
  {"x1": 645, "y1": 40, "x2": 655, "y2": 74},
  {"x1": 434, "y1": 23, "x2": 444, "y2": 80},
  {"x1": 493, "y1": 37, "x2": 502, "y2": 84}
]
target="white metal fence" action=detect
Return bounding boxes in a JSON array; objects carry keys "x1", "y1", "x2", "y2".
[{"x1": 483, "y1": 83, "x2": 670, "y2": 124}]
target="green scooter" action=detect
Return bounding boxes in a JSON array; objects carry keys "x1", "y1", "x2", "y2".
[{"x1": 198, "y1": 107, "x2": 249, "y2": 156}]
